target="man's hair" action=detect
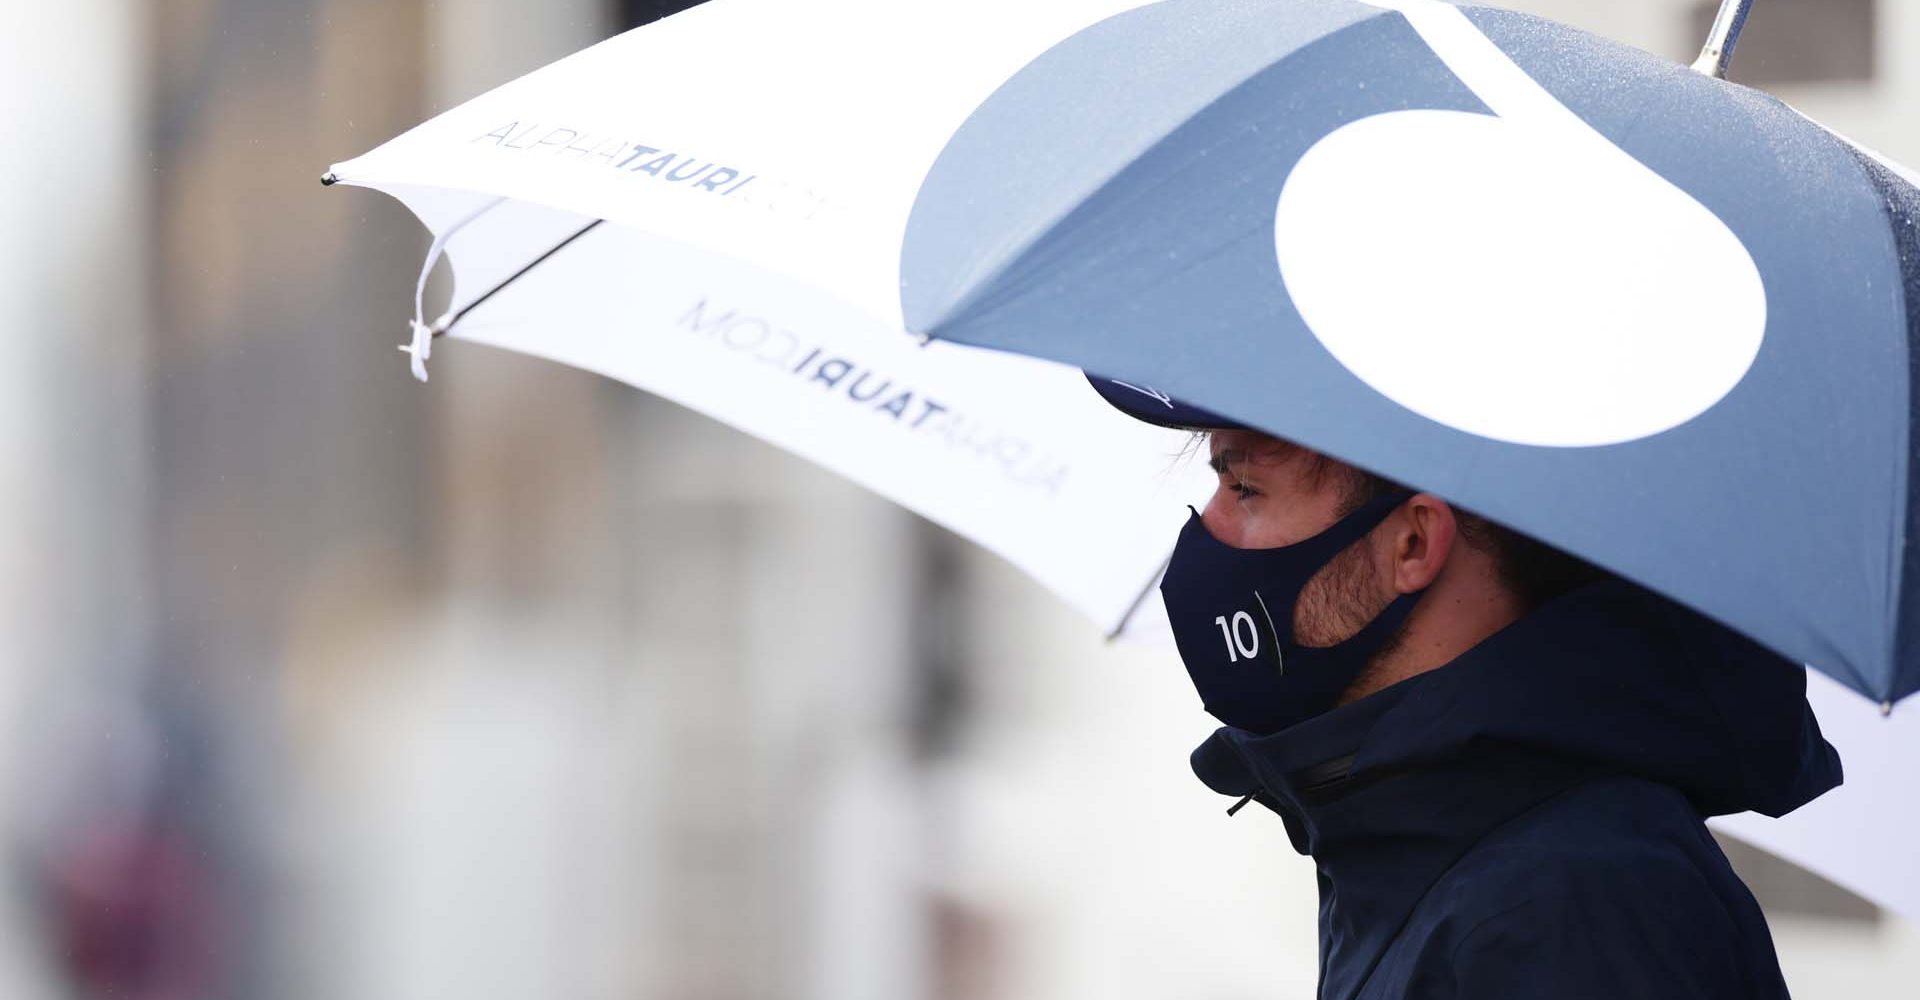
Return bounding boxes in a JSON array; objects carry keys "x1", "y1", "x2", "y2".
[{"x1": 1342, "y1": 469, "x2": 1608, "y2": 611}]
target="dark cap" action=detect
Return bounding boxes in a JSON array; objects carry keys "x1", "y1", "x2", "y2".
[{"x1": 1086, "y1": 373, "x2": 1244, "y2": 430}]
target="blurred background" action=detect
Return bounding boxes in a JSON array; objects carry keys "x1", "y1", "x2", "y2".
[{"x1": 3, "y1": 0, "x2": 1915, "y2": 997}]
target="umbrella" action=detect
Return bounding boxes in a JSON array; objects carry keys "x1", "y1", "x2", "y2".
[
  {"x1": 901, "y1": 0, "x2": 1920, "y2": 712},
  {"x1": 327, "y1": 0, "x2": 1920, "y2": 708},
  {"x1": 324, "y1": 0, "x2": 1920, "y2": 916}
]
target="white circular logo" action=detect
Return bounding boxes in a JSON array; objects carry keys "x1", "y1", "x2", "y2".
[{"x1": 1274, "y1": 5, "x2": 1766, "y2": 448}]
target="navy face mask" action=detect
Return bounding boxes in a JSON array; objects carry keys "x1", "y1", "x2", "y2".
[{"x1": 1160, "y1": 494, "x2": 1423, "y2": 734}]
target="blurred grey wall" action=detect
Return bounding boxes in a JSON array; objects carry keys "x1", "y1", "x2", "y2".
[
  {"x1": 0, "y1": 1, "x2": 148, "y2": 780},
  {"x1": 278, "y1": 3, "x2": 942, "y2": 998},
  {"x1": 2, "y1": 2, "x2": 150, "y2": 997}
]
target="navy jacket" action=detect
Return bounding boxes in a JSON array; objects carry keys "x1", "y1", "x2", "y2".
[{"x1": 1191, "y1": 580, "x2": 1842, "y2": 1000}]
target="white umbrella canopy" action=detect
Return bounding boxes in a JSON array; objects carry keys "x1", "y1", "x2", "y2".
[
  {"x1": 329, "y1": 0, "x2": 1221, "y2": 639},
  {"x1": 329, "y1": 0, "x2": 1152, "y2": 334},
  {"x1": 370, "y1": 188, "x2": 1213, "y2": 639},
  {"x1": 326, "y1": 0, "x2": 1920, "y2": 925}
]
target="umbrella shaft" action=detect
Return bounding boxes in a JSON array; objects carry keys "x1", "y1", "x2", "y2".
[{"x1": 1691, "y1": 0, "x2": 1754, "y2": 79}]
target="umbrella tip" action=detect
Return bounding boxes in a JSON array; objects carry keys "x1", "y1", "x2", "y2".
[
  {"x1": 1882, "y1": 700, "x2": 1895, "y2": 718},
  {"x1": 320, "y1": 171, "x2": 339, "y2": 187}
]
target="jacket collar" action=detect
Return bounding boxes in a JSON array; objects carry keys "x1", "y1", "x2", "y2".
[
  {"x1": 1204, "y1": 676, "x2": 1595, "y2": 1000},
  {"x1": 1189, "y1": 580, "x2": 1839, "y2": 999}
]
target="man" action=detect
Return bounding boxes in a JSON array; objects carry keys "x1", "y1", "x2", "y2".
[{"x1": 1093, "y1": 381, "x2": 1841, "y2": 999}]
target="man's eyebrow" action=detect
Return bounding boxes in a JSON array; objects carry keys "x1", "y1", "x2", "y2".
[{"x1": 1209, "y1": 449, "x2": 1245, "y2": 475}]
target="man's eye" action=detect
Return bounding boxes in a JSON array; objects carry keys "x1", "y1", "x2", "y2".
[{"x1": 1229, "y1": 481, "x2": 1259, "y2": 498}]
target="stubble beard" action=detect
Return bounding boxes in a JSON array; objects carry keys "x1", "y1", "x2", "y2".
[
  {"x1": 1293, "y1": 539, "x2": 1391, "y2": 647},
  {"x1": 1293, "y1": 540, "x2": 1412, "y2": 703}
]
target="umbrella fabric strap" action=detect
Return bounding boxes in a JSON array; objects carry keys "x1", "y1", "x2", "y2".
[
  {"x1": 402, "y1": 198, "x2": 503, "y2": 382},
  {"x1": 403, "y1": 319, "x2": 438, "y2": 382}
]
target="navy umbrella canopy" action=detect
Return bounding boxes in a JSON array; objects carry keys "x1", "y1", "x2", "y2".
[{"x1": 902, "y1": 0, "x2": 1920, "y2": 706}]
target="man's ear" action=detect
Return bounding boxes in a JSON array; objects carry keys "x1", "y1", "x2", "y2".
[{"x1": 1384, "y1": 493, "x2": 1457, "y2": 594}]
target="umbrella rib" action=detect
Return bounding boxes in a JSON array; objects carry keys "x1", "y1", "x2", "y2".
[
  {"x1": 435, "y1": 219, "x2": 606, "y2": 338},
  {"x1": 1105, "y1": 554, "x2": 1173, "y2": 643}
]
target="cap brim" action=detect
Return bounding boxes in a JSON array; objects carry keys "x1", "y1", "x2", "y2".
[{"x1": 1086, "y1": 373, "x2": 1244, "y2": 430}]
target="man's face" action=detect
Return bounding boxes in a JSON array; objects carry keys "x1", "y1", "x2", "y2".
[
  {"x1": 1201, "y1": 429, "x2": 1357, "y2": 548},
  {"x1": 1202, "y1": 429, "x2": 1395, "y2": 647}
]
